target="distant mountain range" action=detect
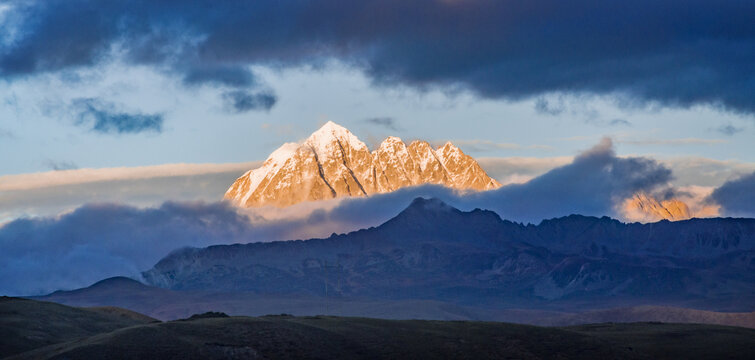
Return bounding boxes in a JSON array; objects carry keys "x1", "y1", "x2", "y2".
[{"x1": 143, "y1": 197, "x2": 755, "y2": 311}]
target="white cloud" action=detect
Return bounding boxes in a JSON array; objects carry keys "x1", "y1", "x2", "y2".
[
  {"x1": 659, "y1": 156, "x2": 755, "y2": 187},
  {"x1": 450, "y1": 139, "x2": 555, "y2": 152},
  {"x1": 0, "y1": 162, "x2": 260, "y2": 191},
  {"x1": 477, "y1": 156, "x2": 573, "y2": 185},
  {"x1": 0, "y1": 161, "x2": 261, "y2": 222},
  {"x1": 619, "y1": 138, "x2": 728, "y2": 146}
]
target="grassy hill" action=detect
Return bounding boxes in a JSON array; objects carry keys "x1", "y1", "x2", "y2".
[
  {"x1": 35, "y1": 277, "x2": 755, "y2": 330},
  {"x1": 0, "y1": 296, "x2": 156, "y2": 358},
  {"x1": 567, "y1": 322, "x2": 755, "y2": 360},
  {"x1": 540, "y1": 305, "x2": 755, "y2": 328},
  {"x1": 8, "y1": 316, "x2": 640, "y2": 359},
  {"x1": 4, "y1": 297, "x2": 755, "y2": 359}
]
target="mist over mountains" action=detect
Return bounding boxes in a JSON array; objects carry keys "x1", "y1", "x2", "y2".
[{"x1": 2, "y1": 135, "x2": 751, "y2": 296}]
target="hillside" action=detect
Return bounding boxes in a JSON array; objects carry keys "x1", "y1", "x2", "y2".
[
  {"x1": 0, "y1": 296, "x2": 156, "y2": 358},
  {"x1": 539, "y1": 305, "x2": 755, "y2": 328},
  {"x1": 9, "y1": 311, "x2": 755, "y2": 360},
  {"x1": 35, "y1": 277, "x2": 755, "y2": 328}
]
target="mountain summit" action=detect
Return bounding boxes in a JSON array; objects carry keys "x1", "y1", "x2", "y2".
[{"x1": 224, "y1": 121, "x2": 501, "y2": 207}]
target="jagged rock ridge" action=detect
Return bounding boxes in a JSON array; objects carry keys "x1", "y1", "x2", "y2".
[
  {"x1": 224, "y1": 121, "x2": 501, "y2": 207},
  {"x1": 622, "y1": 192, "x2": 691, "y2": 222}
]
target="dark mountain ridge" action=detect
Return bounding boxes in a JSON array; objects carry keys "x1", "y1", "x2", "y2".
[{"x1": 143, "y1": 198, "x2": 755, "y2": 310}]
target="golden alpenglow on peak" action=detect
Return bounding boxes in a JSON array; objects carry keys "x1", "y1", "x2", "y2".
[
  {"x1": 224, "y1": 122, "x2": 501, "y2": 207},
  {"x1": 621, "y1": 192, "x2": 692, "y2": 222}
]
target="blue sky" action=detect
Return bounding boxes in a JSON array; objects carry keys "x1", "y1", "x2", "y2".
[{"x1": 1, "y1": 63, "x2": 752, "y2": 176}]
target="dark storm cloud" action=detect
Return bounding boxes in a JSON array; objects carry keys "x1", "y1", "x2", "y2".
[
  {"x1": 1, "y1": 0, "x2": 753, "y2": 114},
  {"x1": 710, "y1": 171, "x2": 755, "y2": 217},
  {"x1": 43, "y1": 159, "x2": 78, "y2": 171},
  {"x1": 0, "y1": 138, "x2": 673, "y2": 295},
  {"x1": 714, "y1": 124, "x2": 744, "y2": 136},
  {"x1": 365, "y1": 117, "x2": 400, "y2": 131},
  {"x1": 72, "y1": 98, "x2": 163, "y2": 134},
  {"x1": 534, "y1": 98, "x2": 565, "y2": 116},
  {"x1": 182, "y1": 65, "x2": 257, "y2": 88},
  {"x1": 222, "y1": 90, "x2": 277, "y2": 113}
]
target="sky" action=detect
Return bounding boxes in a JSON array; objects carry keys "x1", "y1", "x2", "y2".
[
  {"x1": 0, "y1": 0, "x2": 754, "y2": 294},
  {"x1": 1, "y1": 64, "x2": 753, "y2": 175},
  {"x1": 1, "y1": 0, "x2": 753, "y2": 175}
]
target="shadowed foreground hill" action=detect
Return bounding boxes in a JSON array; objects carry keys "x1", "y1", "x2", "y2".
[
  {"x1": 0, "y1": 297, "x2": 156, "y2": 358},
  {"x1": 540, "y1": 305, "x2": 755, "y2": 328},
  {"x1": 35, "y1": 277, "x2": 755, "y2": 329},
  {"x1": 5, "y1": 298, "x2": 755, "y2": 360},
  {"x1": 10, "y1": 315, "x2": 755, "y2": 360}
]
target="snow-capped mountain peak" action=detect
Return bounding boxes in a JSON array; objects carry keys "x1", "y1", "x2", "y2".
[
  {"x1": 304, "y1": 121, "x2": 368, "y2": 157},
  {"x1": 224, "y1": 122, "x2": 501, "y2": 207}
]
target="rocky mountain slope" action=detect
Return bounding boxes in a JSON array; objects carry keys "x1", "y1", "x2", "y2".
[
  {"x1": 224, "y1": 122, "x2": 500, "y2": 207},
  {"x1": 622, "y1": 192, "x2": 691, "y2": 222},
  {"x1": 143, "y1": 198, "x2": 755, "y2": 310}
]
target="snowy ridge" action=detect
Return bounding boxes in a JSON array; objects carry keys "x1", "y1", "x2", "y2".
[
  {"x1": 224, "y1": 121, "x2": 501, "y2": 207},
  {"x1": 223, "y1": 122, "x2": 693, "y2": 220},
  {"x1": 304, "y1": 121, "x2": 369, "y2": 160}
]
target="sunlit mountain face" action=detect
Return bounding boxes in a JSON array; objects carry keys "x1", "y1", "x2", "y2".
[
  {"x1": 224, "y1": 121, "x2": 499, "y2": 208},
  {"x1": 1, "y1": 1, "x2": 754, "y2": 358}
]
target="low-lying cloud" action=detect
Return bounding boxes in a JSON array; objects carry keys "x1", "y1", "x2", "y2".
[
  {"x1": 0, "y1": 162, "x2": 260, "y2": 223},
  {"x1": 710, "y1": 171, "x2": 755, "y2": 217},
  {"x1": 3, "y1": 152, "x2": 751, "y2": 224},
  {"x1": 462, "y1": 138, "x2": 673, "y2": 221},
  {"x1": 0, "y1": 138, "x2": 681, "y2": 295},
  {"x1": 0, "y1": 202, "x2": 253, "y2": 296}
]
